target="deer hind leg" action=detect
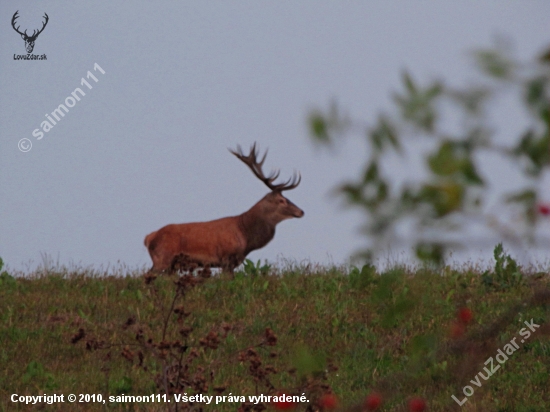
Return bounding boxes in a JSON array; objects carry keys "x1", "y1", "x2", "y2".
[
  {"x1": 145, "y1": 241, "x2": 176, "y2": 274},
  {"x1": 144, "y1": 255, "x2": 170, "y2": 283},
  {"x1": 148, "y1": 254, "x2": 174, "y2": 274}
]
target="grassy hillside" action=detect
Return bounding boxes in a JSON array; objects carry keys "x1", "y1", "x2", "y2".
[{"x1": 0, "y1": 249, "x2": 549, "y2": 411}]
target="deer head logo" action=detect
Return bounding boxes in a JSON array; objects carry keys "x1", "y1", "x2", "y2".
[{"x1": 11, "y1": 11, "x2": 49, "y2": 54}]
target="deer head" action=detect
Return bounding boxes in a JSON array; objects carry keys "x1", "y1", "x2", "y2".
[
  {"x1": 230, "y1": 142, "x2": 304, "y2": 224},
  {"x1": 12, "y1": 11, "x2": 49, "y2": 53}
]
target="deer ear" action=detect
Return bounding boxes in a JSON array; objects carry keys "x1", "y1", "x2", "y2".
[{"x1": 20, "y1": 34, "x2": 25, "y2": 39}]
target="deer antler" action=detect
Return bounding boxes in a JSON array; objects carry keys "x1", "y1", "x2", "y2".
[{"x1": 230, "y1": 142, "x2": 301, "y2": 191}]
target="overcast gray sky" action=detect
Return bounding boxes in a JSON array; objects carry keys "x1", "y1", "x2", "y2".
[{"x1": 1, "y1": 2, "x2": 550, "y2": 272}]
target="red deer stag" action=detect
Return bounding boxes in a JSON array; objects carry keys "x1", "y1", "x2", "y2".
[{"x1": 144, "y1": 143, "x2": 304, "y2": 274}]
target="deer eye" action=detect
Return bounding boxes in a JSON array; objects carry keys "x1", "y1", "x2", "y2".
[{"x1": 279, "y1": 198, "x2": 286, "y2": 204}]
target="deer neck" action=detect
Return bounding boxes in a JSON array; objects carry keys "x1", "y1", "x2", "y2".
[{"x1": 239, "y1": 205, "x2": 276, "y2": 254}]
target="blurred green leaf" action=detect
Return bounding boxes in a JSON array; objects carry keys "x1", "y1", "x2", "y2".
[
  {"x1": 461, "y1": 160, "x2": 484, "y2": 185},
  {"x1": 393, "y1": 75, "x2": 442, "y2": 132},
  {"x1": 448, "y1": 87, "x2": 490, "y2": 114},
  {"x1": 403, "y1": 71, "x2": 417, "y2": 94},
  {"x1": 475, "y1": 49, "x2": 514, "y2": 79},
  {"x1": 505, "y1": 189, "x2": 536, "y2": 205},
  {"x1": 540, "y1": 46, "x2": 550, "y2": 63},
  {"x1": 363, "y1": 160, "x2": 379, "y2": 183},
  {"x1": 341, "y1": 160, "x2": 390, "y2": 212},
  {"x1": 308, "y1": 101, "x2": 349, "y2": 144},
  {"x1": 525, "y1": 77, "x2": 546, "y2": 110},
  {"x1": 393, "y1": 72, "x2": 443, "y2": 132},
  {"x1": 428, "y1": 141, "x2": 461, "y2": 176},
  {"x1": 420, "y1": 182, "x2": 464, "y2": 217},
  {"x1": 428, "y1": 141, "x2": 484, "y2": 185},
  {"x1": 309, "y1": 111, "x2": 330, "y2": 143},
  {"x1": 505, "y1": 188, "x2": 537, "y2": 225},
  {"x1": 370, "y1": 115, "x2": 400, "y2": 153},
  {"x1": 513, "y1": 130, "x2": 550, "y2": 176},
  {"x1": 340, "y1": 183, "x2": 362, "y2": 204}
]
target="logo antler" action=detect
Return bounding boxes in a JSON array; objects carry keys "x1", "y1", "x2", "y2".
[{"x1": 12, "y1": 11, "x2": 49, "y2": 53}]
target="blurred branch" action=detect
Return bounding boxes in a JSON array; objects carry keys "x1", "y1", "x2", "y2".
[{"x1": 309, "y1": 42, "x2": 550, "y2": 264}]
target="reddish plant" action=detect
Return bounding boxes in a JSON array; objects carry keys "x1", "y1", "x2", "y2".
[
  {"x1": 319, "y1": 393, "x2": 338, "y2": 410},
  {"x1": 450, "y1": 321, "x2": 465, "y2": 338},
  {"x1": 273, "y1": 394, "x2": 294, "y2": 410},
  {"x1": 537, "y1": 203, "x2": 550, "y2": 216},
  {"x1": 364, "y1": 392, "x2": 383, "y2": 410},
  {"x1": 408, "y1": 397, "x2": 426, "y2": 412},
  {"x1": 457, "y1": 307, "x2": 473, "y2": 324}
]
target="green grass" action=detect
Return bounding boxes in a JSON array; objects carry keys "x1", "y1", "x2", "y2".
[{"x1": 0, "y1": 255, "x2": 549, "y2": 411}]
